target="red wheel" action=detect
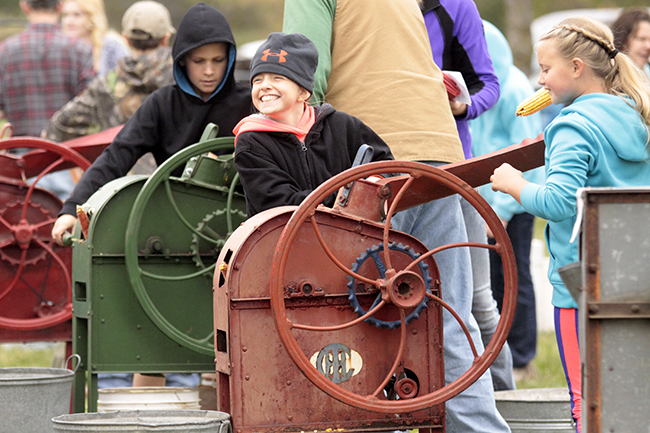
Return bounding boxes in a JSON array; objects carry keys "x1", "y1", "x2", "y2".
[
  {"x1": 0, "y1": 137, "x2": 91, "y2": 330},
  {"x1": 269, "y1": 160, "x2": 518, "y2": 413}
]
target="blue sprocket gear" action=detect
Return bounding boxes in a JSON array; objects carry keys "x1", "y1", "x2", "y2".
[{"x1": 346, "y1": 242, "x2": 433, "y2": 329}]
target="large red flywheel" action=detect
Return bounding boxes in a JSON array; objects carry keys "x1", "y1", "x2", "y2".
[{"x1": 0, "y1": 136, "x2": 91, "y2": 331}]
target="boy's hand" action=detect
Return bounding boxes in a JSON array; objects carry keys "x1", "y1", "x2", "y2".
[
  {"x1": 52, "y1": 214, "x2": 78, "y2": 246},
  {"x1": 490, "y1": 163, "x2": 527, "y2": 204}
]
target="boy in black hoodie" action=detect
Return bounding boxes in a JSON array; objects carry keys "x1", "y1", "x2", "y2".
[
  {"x1": 233, "y1": 33, "x2": 393, "y2": 217},
  {"x1": 52, "y1": 3, "x2": 251, "y2": 244}
]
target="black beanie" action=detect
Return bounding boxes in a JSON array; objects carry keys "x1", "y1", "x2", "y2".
[{"x1": 250, "y1": 32, "x2": 319, "y2": 94}]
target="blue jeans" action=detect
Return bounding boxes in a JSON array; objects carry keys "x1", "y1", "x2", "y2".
[
  {"x1": 460, "y1": 197, "x2": 515, "y2": 391},
  {"x1": 489, "y1": 212, "x2": 537, "y2": 368},
  {"x1": 32, "y1": 170, "x2": 76, "y2": 201},
  {"x1": 97, "y1": 373, "x2": 201, "y2": 388},
  {"x1": 392, "y1": 168, "x2": 510, "y2": 433}
]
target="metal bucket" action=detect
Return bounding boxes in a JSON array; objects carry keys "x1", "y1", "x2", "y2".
[
  {"x1": 495, "y1": 388, "x2": 575, "y2": 432},
  {"x1": 52, "y1": 410, "x2": 231, "y2": 432},
  {"x1": 97, "y1": 387, "x2": 201, "y2": 412},
  {"x1": 0, "y1": 355, "x2": 79, "y2": 433}
]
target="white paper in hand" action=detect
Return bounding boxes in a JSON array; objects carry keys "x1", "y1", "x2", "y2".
[{"x1": 443, "y1": 70, "x2": 472, "y2": 105}]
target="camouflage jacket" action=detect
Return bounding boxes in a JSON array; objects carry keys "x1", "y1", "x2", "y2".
[{"x1": 44, "y1": 47, "x2": 174, "y2": 142}]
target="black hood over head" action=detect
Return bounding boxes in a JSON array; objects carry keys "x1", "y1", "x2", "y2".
[{"x1": 172, "y1": 3, "x2": 238, "y2": 99}]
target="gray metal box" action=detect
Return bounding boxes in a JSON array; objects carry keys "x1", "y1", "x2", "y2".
[{"x1": 579, "y1": 187, "x2": 650, "y2": 432}]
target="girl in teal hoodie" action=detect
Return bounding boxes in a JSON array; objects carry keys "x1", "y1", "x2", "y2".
[{"x1": 491, "y1": 17, "x2": 650, "y2": 432}]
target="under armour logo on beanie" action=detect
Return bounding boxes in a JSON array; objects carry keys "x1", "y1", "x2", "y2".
[
  {"x1": 250, "y1": 33, "x2": 319, "y2": 94},
  {"x1": 261, "y1": 49, "x2": 288, "y2": 63}
]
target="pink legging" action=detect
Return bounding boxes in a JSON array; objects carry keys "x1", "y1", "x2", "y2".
[{"x1": 554, "y1": 307, "x2": 581, "y2": 432}]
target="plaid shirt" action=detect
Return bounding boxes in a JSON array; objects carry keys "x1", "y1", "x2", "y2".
[{"x1": 0, "y1": 23, "x2": 95, "y2": 136}]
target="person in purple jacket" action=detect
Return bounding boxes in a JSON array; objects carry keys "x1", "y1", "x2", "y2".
[
  {"x1": 421, "y1": 0, "x2": 500, "y2": 159},
  {"x1": 420, "y1": 0, "x2": 515, "y2": 391}
]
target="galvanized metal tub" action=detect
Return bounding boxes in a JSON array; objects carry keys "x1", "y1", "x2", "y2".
[
  {"x1": 97, "y1": 387, "x2": 201, "y2": 412},
  {"x1": 0, "y1": 365, "x2": 75, "y2": 433},
  {"x1": 495, "y1": 388, "x2": 575, "y2": 432},
  {"x1": 52, "y1": 410, "x2": 231, "y2": 432}
]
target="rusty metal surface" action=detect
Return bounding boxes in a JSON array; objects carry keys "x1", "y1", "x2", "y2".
[
  {"x1": 270, "y1": 161, "x2": 518, "y2": 415},
  {"x1": 586, "y1": 302, "x2": 650, "y2": 319},
  {"x1": 214, "y1": 157, "x2": 524, "y2": 431},
  {"x1": 215, "y1": 206, "x2": 445, "y2": 432},
  {"x1": 580, "y1": 188, "x2": 650, "y2": 433}
]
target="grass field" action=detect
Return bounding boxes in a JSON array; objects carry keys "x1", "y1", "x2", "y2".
[
  {"x1": 0, "y1": 342, "x2": 65, "y2": 368},
  {"x1": 516, "y1": 331, "x2": 566, "y2": 389}
]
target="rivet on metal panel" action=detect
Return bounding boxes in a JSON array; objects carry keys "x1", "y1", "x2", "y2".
[
  {"x1": 379, "y1": 184, "x2": 392, "y2": 199},
  {"x1": 588, "y1": 263, "x2": 598, "y2": 273},
  {"x1": 590, "y1": 402, "x2": 598, "y2": 410},
  {"x1": 287, "y1": 415, "x2": 293, "y2": 421},
  {"x1": 412, "y1": 329, "x2": 418, "y2": 335},
  {"x1": 101, "y1": 319, "x2": 105, "y2": 324},
  {"x1": 99, "y1": 294, "x2": 104, "y2": 299},
  {"x1": 242, "y1": 346, "x2": 247, "y2": 352},
  {"x1": 136, "y1": 324, "x2": 141, "y2": 330},
  {"x1": 631, "y1": 304, "x2": 640, "y2": 313},
  {"x1": 136, "y1": 356, "x2": 140, "y2": 360},
  {"x1": 245, "y1": 375, "x2": 250, "y2": 380},
  {"x1": 588, "y1": 304, "x2": 599, "y2": 314},
  {"x1": 286, "y1": 380, "x2": 291, "y2": 386}
]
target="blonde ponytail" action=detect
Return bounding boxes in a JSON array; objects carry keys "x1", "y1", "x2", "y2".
[{"x1": 540, "y1": 17, "x2": 650, "y2": 130}]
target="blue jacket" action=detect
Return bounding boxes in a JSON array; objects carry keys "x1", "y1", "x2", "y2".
[
  {"x1": 521, "y1": 93, "x2": 650, "y2": 308},
  {"x1": 470, "y1": 21, "x2": 544, "y2": 222},
  {"x1": 422, "y1": 0, "x2": 500, "y2": 159}
]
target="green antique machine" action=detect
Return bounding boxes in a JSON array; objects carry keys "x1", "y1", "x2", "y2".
[{"x1": 69, "y1": 125, "x2": 247, "y2": 411}]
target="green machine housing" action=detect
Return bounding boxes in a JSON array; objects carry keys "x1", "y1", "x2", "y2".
[{"x1": 70, "y1": 130, "x2": 247, "y2": 412}]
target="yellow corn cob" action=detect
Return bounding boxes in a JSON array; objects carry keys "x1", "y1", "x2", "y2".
[{"x1": 515, "y1": 88, "x2": 552, "y2": 117}]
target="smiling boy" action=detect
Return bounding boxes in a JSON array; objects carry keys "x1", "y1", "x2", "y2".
[
  {"x1": 233, "y1": 32, "x2": 393, "y2": 217},
  {"x1": 52, "y1": 3, "x2": 252, "y2": 245}
]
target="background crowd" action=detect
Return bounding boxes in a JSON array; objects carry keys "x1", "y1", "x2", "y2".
[{"x1": 1, "y1": 2, "x2": 650, "y2": 433}]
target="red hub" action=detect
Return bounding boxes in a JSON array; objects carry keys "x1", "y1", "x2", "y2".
[{"x1": 386, "y1": 270, "x2": 426, "y2": 310}]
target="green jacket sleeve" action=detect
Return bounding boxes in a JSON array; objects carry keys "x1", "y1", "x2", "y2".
[{"x1": 283, "y1": 0, "x2": 336, "y2": 104}]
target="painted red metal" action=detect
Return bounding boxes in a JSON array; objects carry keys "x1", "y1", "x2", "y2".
[
  {"x1": 0, "y1": 126, "x2": 115, "y2": 341},
  {"x1": 0, "y1": 126, "x2": 120, "y2": 180}
]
